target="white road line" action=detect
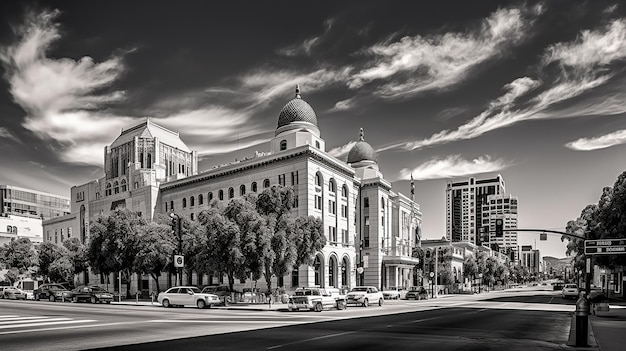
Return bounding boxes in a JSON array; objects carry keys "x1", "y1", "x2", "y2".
[
  {"x1": 0, "y1": 322, "x2": 128, "y2": 336},
  {"x1": 267, "y1": 331, "x2": 356, "y2": 349},
  {"x1": 149, "y1": 320, "x2": 295, "y2": 324},
  {"x1": 0, "y1": 317, "x2": 72, "y2": 325},
  {"x1": 0, "y1": 316, "x2": 19, "y2": 318},
  {"x1": 0, "y1": 319, "x2": 95, "y2": 330}
]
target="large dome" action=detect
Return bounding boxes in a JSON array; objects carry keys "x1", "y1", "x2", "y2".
[
  {"x1": 277, "y1": 86, "x2": 318, "y2": 129},
  {"x1": 347, "y1": 128, "x2": 377, "y2": 164}
]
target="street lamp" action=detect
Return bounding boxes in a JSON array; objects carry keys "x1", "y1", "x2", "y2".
[{"x1": 169, "y1": 210, "x2": 183, "y2": 286}]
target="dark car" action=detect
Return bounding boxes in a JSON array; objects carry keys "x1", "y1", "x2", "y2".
[
  {"x1": 201, "y1": 285, "x2": 235, "y2": 304},
  {"x1": 70, "y1": 285, "x2": 114, "y2": 304},
  {"x1": 34, "y1": 283, "x2": 72, "y2": 302},
  {"x1": 405, "y1": 287, "x2": 429, "y2": 300}
]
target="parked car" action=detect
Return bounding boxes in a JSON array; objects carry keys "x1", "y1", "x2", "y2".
[
  {"x1": 405, "y1": 286, "x2": 429, "y2": 300},
  {"x1": 2, "y1": 287, "x2": 28, "y2": 300},
  {"x1": 382, "y1": 287, "x2": 404, "y2": 300},
  {"x1": 201, "y1": 285, "x2": 235, "y2": 305},
  {"x1": 70, "y1": 285, "x2": 114, "y2": 304},
  {"x1": 346, "y1": 286, "x2": 384, "y2": 307},
  {"x1": 34, "y1": 283, "x2": 72, "y2": 302},
  {"x1": 552, "y1": 281, "x2": 565, "y2": 291},
  {"x1": 158, "y1": 286, "x2": 220, "y2": 309},
  {"x1": 287, "y1": 287, "x2": 346, "y2": 312},
  {"x1": 0, "y1": 286, "x2": 8, "y2": 298},
  {"x1": 561, "y1": 283, "x2": 579, "y2": 299}
]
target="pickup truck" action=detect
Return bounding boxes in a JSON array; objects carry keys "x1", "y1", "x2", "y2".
[{"x1": 287, "y1": 287, "x2": 346, "y2": 312}]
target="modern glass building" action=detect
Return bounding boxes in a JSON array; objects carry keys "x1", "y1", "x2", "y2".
[{"x1": 0, "y1": 184, "x2": 70, "y2": 220}]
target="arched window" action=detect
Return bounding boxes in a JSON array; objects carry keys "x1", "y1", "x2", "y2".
[
  {"x1": 315, "y1": 141, "x2": 320, "y2": 148},
  {"x1": 381, "y1": 197, "x2": 385, "y2": 209},
  {"x1": 147, "y1": 154, "x2": 152, "y2": 169},
  {"x1": 228, "y1": 187, "x2": 234, "y2": 199},
  {"x1": 341, "y1": 257, "x2": 349, "y2": 287},
  {"x1": 342, "y1": 185, "x2": 348, "y2": 197},
  {"x1": 190, "y1": 213, "x2": 194, "y2": 221},
  {"x1": 218, "y1": 190, "x2": 224, "y2": 201},
  {"x1": 182, "y1": 198, "x2": 187, "y2": 208},
  {"x1": 208, "y1": 192, "x2": 213, "y2": 201},
  {"x1": 120, "y1": 179, "x2": 127, "y2": 192},
  {"x1": 315, "y1": 173, "x2": 322, "y2": 187},
  {"x1": 240, "y1": 185, "x2": 246, "y2": 196},
  {"x1": 113, "y1": 181, "x2": 119, "y2": 194},
  {"x1": 80, "y1": 205, "x2": 86, "y2": 243},
  {"x1": 329, "y1": 179, "x2": 336, "y2": 193},
  {"x1": 314, "y1": 255, "x2": 322, "y2": 287},
  {"x1": 251, "y1": 182, "x2": 257, "y2": 192},
  {"x1": 291, "y1": 266, "x2": 299, "y2": 288},
  {"x1": 170, "y1": 200, "x2": 174, "y2": 210},
  {"x1": 105, "y1": 183, "x2": 112, "y2": 196},
  {"x1": 280, "y1": 140, "x2": 287, "y2": 151},
  {"x1": 329, "y1": 255, "x2": 338, "y2": 288},
  {"x1": 263, "y1": 179, "x2": 270, "y2": 188},
  {"x1": 198, "y1": 194, "x2": 204, "y2": 205},
  {"x1": 190, "y1": 196, "x2": 195, "y2": 207}
]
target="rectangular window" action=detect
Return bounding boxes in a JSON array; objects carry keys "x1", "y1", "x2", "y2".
[
  {"x1": 315, "y1": 195, "x2": 322, "y2": 210},
  {"x1": 294, "y1": 195, "x2": 299, "y2": 208},
  {"x1": 278, "y1": 174, "x2": 286, "y2": 186},
  {"x1": 329, "y1": 226, "x2": 337, "y2": 244},
  {"x1": 291, "y1": 171, "x2": 299, "y2": 185},
  {"x1": 342, "y1": 229, "x2": 348, "y2": 244},
  {"x1": 364, "y1": 197, "x2": 369, "y2": 207},
  {"x1": 364, "y1": 218, "x2": 370, "y2": 248},
  {"x1": 341, "y1": 204, "x2": 347, "y2": 218},
  {"x1": 328, "y1": 200, "x2": 336, "y2": 214}
]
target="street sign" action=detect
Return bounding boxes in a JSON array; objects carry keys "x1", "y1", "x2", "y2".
[
  {"x1": 174, "y1": 255, "x2": 185, "y2": 267},
  {"x1": 584, "y1": 239, "x2": 626, "y2": 255},
  {"x1": 429, "y1": 272, "x2": 434, "y2": 277}
]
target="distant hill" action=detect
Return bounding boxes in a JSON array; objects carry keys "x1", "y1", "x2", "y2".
[{"x1": 544, "y1": 256, "x2": 574, "y2": 275}]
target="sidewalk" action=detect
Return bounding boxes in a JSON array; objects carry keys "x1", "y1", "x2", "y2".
[{"x1": 588, "y1": 297, "x2": 626, "y2": 351}]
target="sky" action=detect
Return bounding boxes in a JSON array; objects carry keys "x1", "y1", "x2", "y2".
[{"x1": 1, "y1": 0, "x2": 626, "y2": 259}]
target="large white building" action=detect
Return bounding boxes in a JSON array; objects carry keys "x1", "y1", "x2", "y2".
[
  {"x1": 481, "y1": 193, "x2": 519, "y2": 262},
  {"x1": 44, "y1": 86, "x2": 422, "y2": 295}
]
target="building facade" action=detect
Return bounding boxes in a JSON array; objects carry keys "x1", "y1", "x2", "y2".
[
  {"x1": 481, "y1": 193, "x2": 519, "y2": 262},
  {"x1": 44, "y1": 86, "x2": 422, "y2": 295},
  {"x1": 520, "y1": 245, "x2": 541, "y2": 274},
  {"x1": 445, "y1": 175, "x2": 506, "y2": 245}
]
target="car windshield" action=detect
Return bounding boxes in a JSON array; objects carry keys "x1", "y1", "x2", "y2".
[
  {"x1": 91, "y1": 286, "x2": 107, "y2": 292},
  {"x1": 350, "y1": 287, "x2": 368, "y2": 292},
  {"x1": 565, "y1": 284, "x2": 577, "y2": 288}
]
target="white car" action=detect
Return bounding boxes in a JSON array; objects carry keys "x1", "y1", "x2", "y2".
[
  {"x1": 382, "y1": 287, "x2": 405, "y2": 300},
  {"x1": 346, "y1": 286, "x2": 384, "y2": 307},
  {"x1": 561, "y1": 284, "x2": 579, "y2": 299},
  {"x1": 157, "y1": 286, "x2": 221, "y2": 309},
  {"x1": 287, "y1": 287, "x2": 345, "y2": 312}
]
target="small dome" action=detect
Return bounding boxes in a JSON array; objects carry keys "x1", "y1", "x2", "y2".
[
  {"x1": 277, "y1": 85, "x2": 318, "y2": 129},
  {"x1": 347, "y1": 128, "x2": 377, "y2": 163}
]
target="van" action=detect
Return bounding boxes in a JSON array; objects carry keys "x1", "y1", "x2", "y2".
[{"x1": 14, "y1": 278, "x2": 44, "y2": 300}]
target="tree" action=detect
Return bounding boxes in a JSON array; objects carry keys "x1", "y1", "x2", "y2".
[
  {"x1": 595, "y1": 172, "x2": 626, "y2": 268},
  {"x1": 292, "y1": 216, "x2": 326, "y2": 266},
  {"x1": 62, "y1": 237, "x2": 88, "y2": 282},
  {"x1": 87, "y1": 208, "x2": 145, "y2": 297},
  {"x1": 0, "y1": 237, "x2": 37, "y2": 279},
  {"x1": 463, "y1": 255, "x2": 478, "y2": 280},
  {"x1": 37, "y1": 241, "x2": 63, "y2": 282},
  {"x1": 48, "y1": 256, "x2": 74, "y2": 284},
  {"x1": 199, "y1": 205, "x2": 245, "y2": 291},
  {"x1": 133, "y1": 221, "x2": 175, "y2": 293}
]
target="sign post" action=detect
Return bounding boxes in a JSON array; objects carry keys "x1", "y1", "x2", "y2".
[{"x1": 584, "y1": 239, "x2": 626, "y2": 255}]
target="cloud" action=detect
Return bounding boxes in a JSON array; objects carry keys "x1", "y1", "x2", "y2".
[
  {"x1": 347, "y1": 7, "x2": 539, "y2": 98},
  {"x1": 381, "y1": 18, "x2": 626, "y2": 152},
  {"x1": 277, "y1": 18, "x2": 335, "y2": 57},
  {"x1": 566, "y1": 129, "x2": 626, "y2": 151},
  {"x1": 329, "y1": 98, "x2": 356, "y2": 112},
  {"x1": 0, "y1": 127, "x2": 20, "y2": 143},
  {"x1": 0, "y1": 8, "x2": 132, "y2": 165},
  {"x1": 398, "y1": 155, "x2": 510, "y2": 181},
  {"x1": 327, "y1": 141, "x2": 356, "y2": 160}
]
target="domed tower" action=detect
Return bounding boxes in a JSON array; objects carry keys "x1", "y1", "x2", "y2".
[
  {"x1": 270, "y1": 85, "x2": 325, "y2": 153},
  {"x1": 347, "y1": 128, "x2": 383, "y2": 179}
]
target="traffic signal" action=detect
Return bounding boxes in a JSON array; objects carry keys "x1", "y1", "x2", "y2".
[{"x1": 495, "y1": 219, "x2": 503, "y2": 237}]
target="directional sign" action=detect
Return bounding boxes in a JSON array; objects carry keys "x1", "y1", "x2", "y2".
[
  {"x1": 584, "y1": 239, "x2": 626, "y2": 255},
  {"x1": 174, "y1": 255, "x2": 185, "y2": 267}
]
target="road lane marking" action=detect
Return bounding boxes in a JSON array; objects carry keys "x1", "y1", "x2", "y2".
[
  {"x1": 0, "y1": 317, "x2": 72, "y2": 325},
  {"x1": 149, "y1": 320, "x2": 296, "y2": 324},
  {"x1": 0, "y1": 319, "x2": 94, "y2": 330},
  {"x1": 267, "y1": 331, "x2": 356, "y2": 349},
  {"x1": 0, "y1": 316, "x2": 19, "y2": 318},
  {"x1": 0, "y1": 322, "x2": 128, "y2": 336}
]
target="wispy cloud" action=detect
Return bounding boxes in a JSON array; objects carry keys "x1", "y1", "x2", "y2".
[
  {"x1": 327, "y1": 141, "x2": 356, "y2": 160},
  {"x1": 0, "y1": 127, "x2": 20, "y2": 143},
  {"x1": 566, "y1": 129, "x2": 626, "y2": 151},
  {"x1": 398, "y1": 155, "x2": 510, "y2": 181},
  {"x1": 382, "y1": 18, "x2": 626, "y2": 152},
  {"x1": 0, "y1": 8, "x2": 133, "y2": 165},
  {"x1": 347, "y1": 6, "x2": 540, "y2": 98},
  {"x1": 329, "y1": 98, "x2": 356, "y2": 112},
  {"x1": 278, "y1": 18, "x2": 335, "y2": 57}
]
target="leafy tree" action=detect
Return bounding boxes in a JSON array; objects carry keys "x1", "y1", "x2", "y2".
[
  {"x1": 595, "y1": 172, "x2": 626, "y2": 268},
  {"x1": 48, "y1": 256, "x2": 74, "y2": 284},
  {"x1": 199, "y1": 205, "x2": 245, "y2": 291},
  {"x1": 292, "y1": 216, "x2": 326, "y2": 266},
  {"x1": 133, "y1": 221, "x2": 175, "y2": 293},
  {"x1": 0, "y1": 237, "x2": 37, "y2": 278},
  {"x1": 37, "y1": 241, "x2": 63, "y2": 282},
  {"x1": 463, "y1": 255, "x2": 478, "y2": 280},
  {"x1": 87, "y1": 208, "x2": 145, "y2": 297},
  {"x1": 62, "y1": 237, "x2": 88, "y2": 281}
]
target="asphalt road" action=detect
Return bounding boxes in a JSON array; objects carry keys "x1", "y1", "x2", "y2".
[{"x1": 0, "y1": 286, "x2": 576, "y2": 351}]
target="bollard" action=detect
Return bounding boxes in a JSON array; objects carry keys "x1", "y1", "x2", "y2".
[{"x1": 575, "y1": 293, "x2": 590, "y2": 347}]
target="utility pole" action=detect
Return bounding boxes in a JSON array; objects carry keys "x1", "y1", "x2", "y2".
[{"x1": 170, "y1": 210, "x2": 183, "y2": 286}]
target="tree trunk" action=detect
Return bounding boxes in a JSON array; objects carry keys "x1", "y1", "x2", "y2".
[
  {"x1": 228, "y1": 273, "x2": 235, "y2": 291},
  {"x1": 151, "y1": 272, "x2": 160, "y2": 293}
]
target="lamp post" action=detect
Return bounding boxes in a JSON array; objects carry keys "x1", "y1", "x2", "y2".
[{"x1": 169, "y1": 210, "x2": 183, "y2": 286}]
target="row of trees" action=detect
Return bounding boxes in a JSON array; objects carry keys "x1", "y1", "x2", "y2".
[
  {"x1": 564, "y1": 170, "x2": 626, "y2": 271},
  {"x1": 1, "y1": 185, "x2": 324, "y2": 295}
]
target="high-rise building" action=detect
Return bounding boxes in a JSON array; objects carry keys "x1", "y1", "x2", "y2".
[
  {"x1": 481, "y1": 193, "x2": 518, "y2": 261},
  {"x1": 521, "y1": 245, "x2": 541, "y2": 274},
  {"x1": 445, "y1": 175, "x2": 505, "y2": 245}
]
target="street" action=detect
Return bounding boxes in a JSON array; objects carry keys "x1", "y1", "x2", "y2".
[{"x1": 0, "y1": 286, "x2": 578, "y2": 351}]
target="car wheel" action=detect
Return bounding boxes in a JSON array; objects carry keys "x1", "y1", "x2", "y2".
[
  {"x1": 314, "y1": 302, "x2": 323, "y2": 312},
  {"x1": 363, "y1": 298, "x2": 369, "y2": 307},
  {"x1": 49, "y1": 295, "x2": 55, "y2": 302},
  {"x1": 337, "y1": 300, "x2": 346, "y2": 310},
  {"x1": 72, "y1": 296, "x2": 78, "y2": 303},
  {"x1": 378, "y1": 298, "x2": 384, "y2": 306},
  {"x1": 106, "y1": 301, "x2": 111, "y2": 304},
  {"x1": 162, "y1": 299, "x2": 171, "y2": 308},
  {"x1": 197, "y1": 300, "x2": 206, "y2": 309},
  {"x1": 91, "y1": 296, "x2": 97, "y2": 304}
]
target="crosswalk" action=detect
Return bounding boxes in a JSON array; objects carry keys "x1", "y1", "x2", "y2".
[{"x1": 0, "y1": 315, "x2": 98, "y2": 335}]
